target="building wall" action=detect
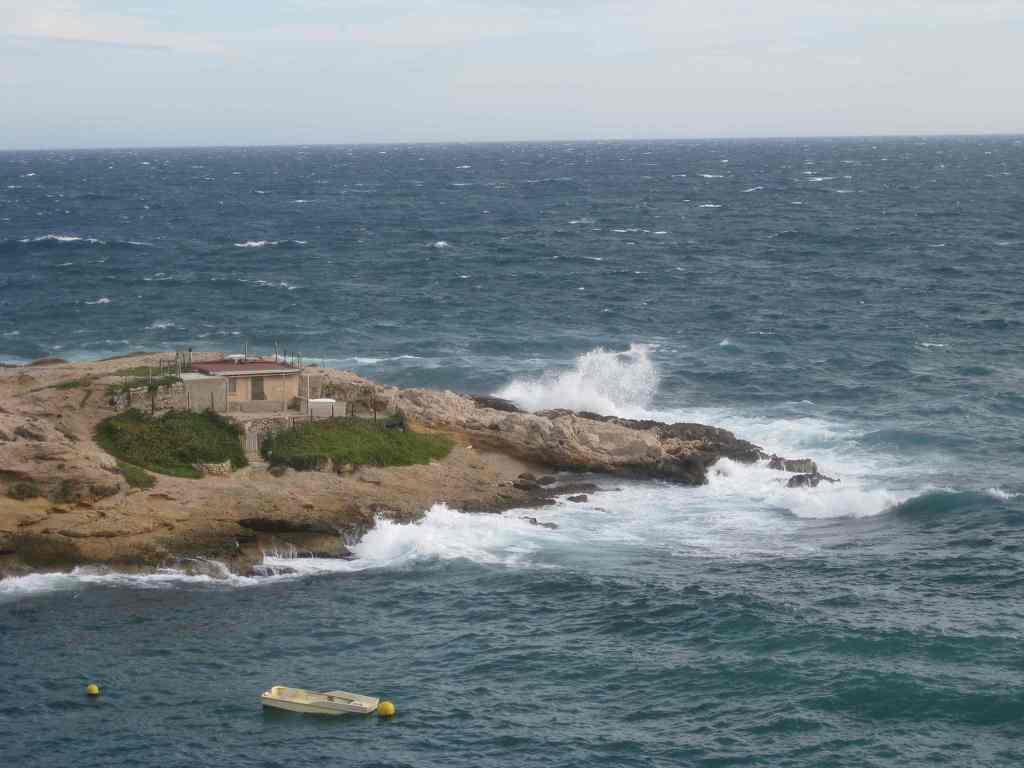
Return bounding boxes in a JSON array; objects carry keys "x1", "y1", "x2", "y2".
[
  {"x1": 225, "y1": 373, "x2": 300, "y2": 407},
  {"x1": 184, "y1": 376, "x2": 228, "y2": 412}
]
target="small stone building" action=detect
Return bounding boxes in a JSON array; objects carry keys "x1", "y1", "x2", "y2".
[{"x1": 190, "y1": 358, "x2": 301, "y2": 412}]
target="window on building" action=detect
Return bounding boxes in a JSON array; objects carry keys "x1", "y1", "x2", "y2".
[{"x1": 228, "y1": 378, "x2": 238, "y2": 394}]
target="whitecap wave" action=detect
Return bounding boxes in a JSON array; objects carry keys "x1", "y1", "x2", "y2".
[
  {"x1": 326, "y1": 354, "x2": 426, "y2": 366},
  {"x1": 239, "y1": 279, "x2": 298, "y2": 290},
  {"x1": 496, "y1": 343, "x2": 659, "y2": 416},
  {"x1": 232, "y1": 239, "x2": 305, "y2": 249},
  {"x1": 19, "y1": 234, "x2": 104, "y2": 244},
  {"x1": 986, "y1": 487, "x2": 1020, "y2": 500},
  {"x1": 431, "y1": 240, "x2": 450, "y2": 249},
  {"x1": 85, "y1": 297, "x2": 111, "y2": 305}
]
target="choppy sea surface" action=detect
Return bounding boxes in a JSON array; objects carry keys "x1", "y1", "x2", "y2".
[{"x1": 1, "y1": 138, "x2": 1023, "y2": 767}]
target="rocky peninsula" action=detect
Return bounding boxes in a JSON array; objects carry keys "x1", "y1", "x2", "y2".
[{"x1": 0, "y1": 353, "x2": 820, "y2": 578}]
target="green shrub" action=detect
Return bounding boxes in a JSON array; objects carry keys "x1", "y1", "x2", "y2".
[
  {"x1": 95, "y1": 409, "x2": 247, "y2": 478},
  {"x1": 118, "y1": 462, "x2": 156, "y2": 490},
  {"x1": 7, "y1": 481, "x2": 41, "y2": 500},
  {"x1": 261, "y1": 418, "x2": 453, "y2": 471}
]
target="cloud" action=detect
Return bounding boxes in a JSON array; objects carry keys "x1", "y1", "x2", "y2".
[{"x1": 0, "y1": 1, "x2": 219, "y2": 52}]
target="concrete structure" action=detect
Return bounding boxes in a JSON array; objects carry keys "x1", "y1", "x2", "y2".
[
  {"x1": 180, "y1": 372, "x2": 228, "y2": 412},
  {"x1": 191, "y1": 359, "x2": 301, "y2": 413},
  {"x1": 308, "y1": 397, "x2": 345, "y2": 420}
]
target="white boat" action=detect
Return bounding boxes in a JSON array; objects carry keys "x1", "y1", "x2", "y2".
[{"x1": 260, "y1": 685, "x2": 380, "y2": 715}]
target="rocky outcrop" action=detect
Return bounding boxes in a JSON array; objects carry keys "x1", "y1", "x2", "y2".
[
  {"x1": 388, "y1": 387, "x2": 764, "y2": 486},
  {"x1": 468, "y1": 395, "x2": 523, "y2": 413}
]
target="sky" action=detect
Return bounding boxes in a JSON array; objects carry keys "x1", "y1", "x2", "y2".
[{"x1": 1, "y1": 0, "x2": 1022, "y2": 149}]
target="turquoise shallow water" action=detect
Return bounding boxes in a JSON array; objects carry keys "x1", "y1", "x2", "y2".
[{"x1": 1, "y1": 137, "x2": 1023, "y2": 766}]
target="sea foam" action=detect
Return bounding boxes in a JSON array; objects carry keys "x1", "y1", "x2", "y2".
[{"x1": 496, "y1": 343, "x2": 659, "y2": 416}]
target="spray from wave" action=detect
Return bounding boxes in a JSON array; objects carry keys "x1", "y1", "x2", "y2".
[{"x1": 495, "y1": 343, "x2": 659, "y2": 416}]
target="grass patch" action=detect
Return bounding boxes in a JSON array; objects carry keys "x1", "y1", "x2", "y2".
[
  {"x1": 261, "y1": 418, "x2": 453, "y2": 471},
  {"x1": 113, "y1": 366, "x2": 163, "y2": 378},
  {"x1": 54, "y1": 378, "x2": 90, "y2": 390},
  {"x1": 118, "y1": 462, "x2": 156, "y2": 490},
  {"x1": 95, "y1": 409, "x2": 247, "y2": 478}
]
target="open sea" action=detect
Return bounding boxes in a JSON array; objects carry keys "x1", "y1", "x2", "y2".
[{"x1": 1, "y1": 138, "x2": 1023, "y2": 766}]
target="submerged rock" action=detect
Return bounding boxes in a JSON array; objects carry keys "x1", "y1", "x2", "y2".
[
  {"x1": 787, "y1": 473, "x2": 839, "y2": 489},
  {"x1": 521, "y1": 516, "x2": 558, "y2": 530},
  {"x1": 769, "y1": 455, "x2": 819, "y2": 474}
]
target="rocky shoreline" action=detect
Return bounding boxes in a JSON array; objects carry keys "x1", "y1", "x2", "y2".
[{"x1": 0, "y1": 354, "x2": 823, "y2": 579}]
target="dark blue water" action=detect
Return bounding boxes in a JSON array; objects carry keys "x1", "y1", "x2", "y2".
[{"x1": 2, "y1": 138, "x2": 1023, "y2": 766}]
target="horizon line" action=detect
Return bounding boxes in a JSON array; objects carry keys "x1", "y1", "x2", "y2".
[{"x1": 3, "y1": 131, "x2": 1022, "y2": 154}]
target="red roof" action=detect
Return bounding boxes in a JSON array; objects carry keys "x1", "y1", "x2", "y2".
[{"x1": 193, "y1": 359, "x2": 300, "y2": 376}]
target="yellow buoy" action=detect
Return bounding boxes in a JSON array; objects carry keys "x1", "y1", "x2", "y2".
[
  {"x1": 85, "y1": 683, "x2": 100, "y2": 696},
  {"x1": 377, "y1": 700, "x2": 396, "y2": 717}
]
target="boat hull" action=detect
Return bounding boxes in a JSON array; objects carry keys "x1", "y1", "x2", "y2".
[{"x1": 260, "y1": 686, "x2": 379, "y2": 716}]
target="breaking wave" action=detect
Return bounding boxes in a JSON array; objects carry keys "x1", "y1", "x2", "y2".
[
  {"x1": 0, "y1": 561, "x2": 266, "y2": 600},
  {"x1": 263, "y1": 504, "x2": 552, "y2": 576},
  {"x1": 495, "y1": 343, "x2": 659, "y2": 416}
]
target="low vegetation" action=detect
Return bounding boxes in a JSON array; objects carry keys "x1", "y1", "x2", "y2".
[
  {"x1": 7, "y1": 481, "x2": 42, "y2": 500},
  {"x1": 261, "y1": 417, "x2": 454, "y2": 471},
  {"x1": 53, "y1": 378, "x2": 91, "y2": 390},
  {"x1": 95, "y1": 409, "x2": 246, "y2": 478},
  {"x1": 113, "y1": 365, "x2": 173, "y2": 378},
  {"x1": 118, "y1": 462, "x2": 156, "y2": 490},
  {"x1": 106, "y1": 374, "x2": 180, "y2": 397}
]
